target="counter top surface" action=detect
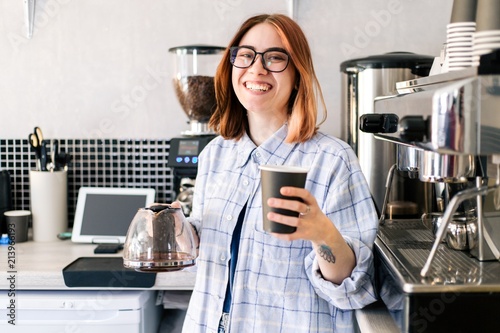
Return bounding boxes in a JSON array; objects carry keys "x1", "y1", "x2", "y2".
[
  {"x1": 0, "y1": 238, "x2": 396, "y2": 333},
  {"x1": 0, "y1": 239, "x2": 197, "y2": 290},
  {"x1": 355, "y1": 301, "x2": 400, "y2": 333}
]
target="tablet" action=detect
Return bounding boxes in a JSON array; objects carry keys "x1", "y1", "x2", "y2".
[{"x1": 71, "y1": 187, "x2": 156, "y2": 244}]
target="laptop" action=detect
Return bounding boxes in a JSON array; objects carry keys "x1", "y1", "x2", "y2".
[{"x1": 71, "y1": 187, "x2": 155, "y2": 244}]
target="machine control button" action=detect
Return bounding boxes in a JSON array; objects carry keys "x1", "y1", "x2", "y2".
[{"x1": 359, "y1": 113, "x2": 399, "y2": 133}]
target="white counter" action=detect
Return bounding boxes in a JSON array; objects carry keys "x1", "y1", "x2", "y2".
[
  {"x1": 355, "y1": 301, "x2": 400, "y2": 333},
  {"x1": 0, "y1": 239, "x2": 196, "y2": 290},
  {"x1": 0, "y1": 238, "x2": 397, "y2": 332}
]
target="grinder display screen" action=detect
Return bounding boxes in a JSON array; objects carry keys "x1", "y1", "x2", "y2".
[
  {"x1": 168, "y1": 136, "x2": 215, "y2": 168},
  {"x1": 178, "y1": 140, "x2": 199, "y2": 155}
]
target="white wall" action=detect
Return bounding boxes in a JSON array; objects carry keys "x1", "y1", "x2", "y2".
[{"x1": 0, "y1": 0, "x2": 453, "y2": 140}]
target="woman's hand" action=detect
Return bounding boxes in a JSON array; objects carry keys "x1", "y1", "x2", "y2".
[
  {"x1": 171, "y1": 201, "x2": 200, "y2": 250},
  {"x1": 266, "y1": 186, "x2": 332, "y2": 243},
  {"x1": 266, "y1": 186, "x2": 356, "y2": 284},
  {"x1": 170, "y1": 201, "x2": 183, "y2": 209}
]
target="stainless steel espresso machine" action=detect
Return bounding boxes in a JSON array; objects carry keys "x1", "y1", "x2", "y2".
[
  {"x1": 360, "y1": 51, "x2": 500, "y2": 332},
  {"x1": 340, "y1": 53, "x2": 435, "y2": 217},
  {"x1": 168, "y1": 45, "x2": 224, "y2": 215}
]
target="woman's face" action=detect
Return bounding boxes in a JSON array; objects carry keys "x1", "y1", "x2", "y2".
[{"x1": 232, "y1": 23, "x2": 296, "y2": 119}]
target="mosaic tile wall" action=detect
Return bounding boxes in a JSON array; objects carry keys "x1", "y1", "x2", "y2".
[{"x1": 0, "y1": 138, "x2": 175, "y2": 227}]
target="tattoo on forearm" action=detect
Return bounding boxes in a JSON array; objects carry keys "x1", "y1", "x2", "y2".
[{"x1": 319, "y1": 244, "x2": 336, "y2": 263}]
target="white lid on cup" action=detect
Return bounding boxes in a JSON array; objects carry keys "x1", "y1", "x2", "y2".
[
  {"x1": 258, "y1": 165, "x2": 309, "y2": 173},
  {"x1": 4, "y1": 210, "x2": 31, "y2": 217}
]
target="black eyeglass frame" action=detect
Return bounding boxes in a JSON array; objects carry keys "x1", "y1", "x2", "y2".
[{"x1": 229, "y1": 46, "x2": 290, "y2": 73}]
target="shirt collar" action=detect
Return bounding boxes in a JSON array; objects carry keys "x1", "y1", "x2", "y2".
[{"x1": 235, "y1": 123, "x2": 297, "y2": 168}]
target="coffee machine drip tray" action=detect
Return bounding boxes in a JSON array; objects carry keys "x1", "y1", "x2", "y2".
[
  {"x1": 376, "y1": 219, "x2": 500, "y2": 332},
  {"x1": 377, "y1": 219, "x2": 500, "y2": 291}
]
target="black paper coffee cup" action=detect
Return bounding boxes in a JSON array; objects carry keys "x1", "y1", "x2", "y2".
[{"x1": 259, "y1": 165, "x2": 308, "y2": 234}]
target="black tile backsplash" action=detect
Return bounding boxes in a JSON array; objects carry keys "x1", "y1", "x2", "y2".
[{"x1": 0, "y1": 138, "x2": 174, "y2": 227}]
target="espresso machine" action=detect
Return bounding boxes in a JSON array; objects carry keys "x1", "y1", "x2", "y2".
[
  {"x1": 340, "y1": 52, "x2": 435, "y2": 217},
  {"x1": 359, "y1": 49, "x2": 500, "y2": 332},
  {"x1": 168, "y1": 45, "x2": 224, "y2": 215}
]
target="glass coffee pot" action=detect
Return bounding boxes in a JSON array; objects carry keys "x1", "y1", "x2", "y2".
[{"x1": 123, "y1": 204, "x2": 197, "y2": 272}]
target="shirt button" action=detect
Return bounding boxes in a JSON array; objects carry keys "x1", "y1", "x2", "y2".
[
  {"x1": 220, "y1": 253, "x2": 226, "y2": 261},
  {"x1": 243, "y1": 180, "x2": 249, "y2": 186},
  {"x1": 227, "y1": 215, "x2": 233, "y2": 221},
  {"x1": 256, "y1": 152, "x2": 261, "y2": 157}
]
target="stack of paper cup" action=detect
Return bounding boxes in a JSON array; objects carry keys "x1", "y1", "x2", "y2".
[
  {"x1": 472, "y1": 0, "x2": 500, "y2": 66},
  {"x1": 446, "y1": 22, "x2": 476, "y2": 71}
]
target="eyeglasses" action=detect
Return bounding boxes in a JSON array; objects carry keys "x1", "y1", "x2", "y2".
[{"x1": 229, "y1": 46, "x2": 290, "y2": 73}]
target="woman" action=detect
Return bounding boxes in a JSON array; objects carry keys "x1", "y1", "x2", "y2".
[{"x1": 182, "y1": 14, "x2": 378, "y2": 333}]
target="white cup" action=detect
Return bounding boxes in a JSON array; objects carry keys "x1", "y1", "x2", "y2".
[{"x1": 29, "y1": 170, "x2": 68, "y2": 242}]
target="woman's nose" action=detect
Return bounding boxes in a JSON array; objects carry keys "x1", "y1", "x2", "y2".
[{"x1": 248, "y1": 54, "x2": 268, "y2": 74}]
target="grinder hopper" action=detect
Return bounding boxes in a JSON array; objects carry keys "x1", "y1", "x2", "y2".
[{"x1": 169, "y1": 45, "x2": 225, "y2": 136}]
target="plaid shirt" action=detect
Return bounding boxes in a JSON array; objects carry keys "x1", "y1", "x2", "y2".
[{"x1": 182, "y1": 124, "x2": 378, "y2": 333}]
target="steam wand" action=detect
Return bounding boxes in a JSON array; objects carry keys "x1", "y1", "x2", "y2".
[
  {"x1": 421, "y1": 178, "x2": 500, "y2": 277},
  {"x1": 378, "y1": 164, "x2": 397, "y2": 225},
  {"x1": 23, "y1": 0, "x2": 35, "y2": 39}
]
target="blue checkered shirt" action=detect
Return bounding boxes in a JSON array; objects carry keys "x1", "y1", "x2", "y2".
[{"x1": 182, "y1": 124, "x2": 378, "y2": 333}]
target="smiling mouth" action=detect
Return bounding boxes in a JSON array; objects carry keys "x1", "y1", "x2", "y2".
[{"x1": 245, "y1": 82, "x2": 271, "y2": 92}]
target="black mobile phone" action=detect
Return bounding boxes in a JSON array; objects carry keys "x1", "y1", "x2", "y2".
[{"x1": 94, "y1": 243, "x2": 123, "y2": 254}]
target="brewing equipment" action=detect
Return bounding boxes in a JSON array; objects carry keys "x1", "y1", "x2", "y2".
[
  {"x1": 340, "y1": 53, "x2": 434, "y2": 217},
  {"x1": 123, "y1": 204, "x2": 197, "y2": 272},
  {"x1": 360, "y1": 52, "x2": 500, "y2": 332},
  {"x1": 168, "y1": 45, "x2": 224, "y2": 214},
  {"x1": 168, "y1": 135, "x2": 214, "y2": 215}
]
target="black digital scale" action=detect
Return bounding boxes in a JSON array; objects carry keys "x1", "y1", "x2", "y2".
[{"x1": 168, "y1": 136, "x2": 215, "y2": 200}]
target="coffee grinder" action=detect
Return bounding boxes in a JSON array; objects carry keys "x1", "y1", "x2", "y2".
[{"x1": 168, "y1": 45, "x2": 225, "y2": 215}]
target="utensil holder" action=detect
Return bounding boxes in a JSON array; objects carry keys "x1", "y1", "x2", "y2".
[{"x1": 29, "y1": 170, "x2": 68, "y2": 242}]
